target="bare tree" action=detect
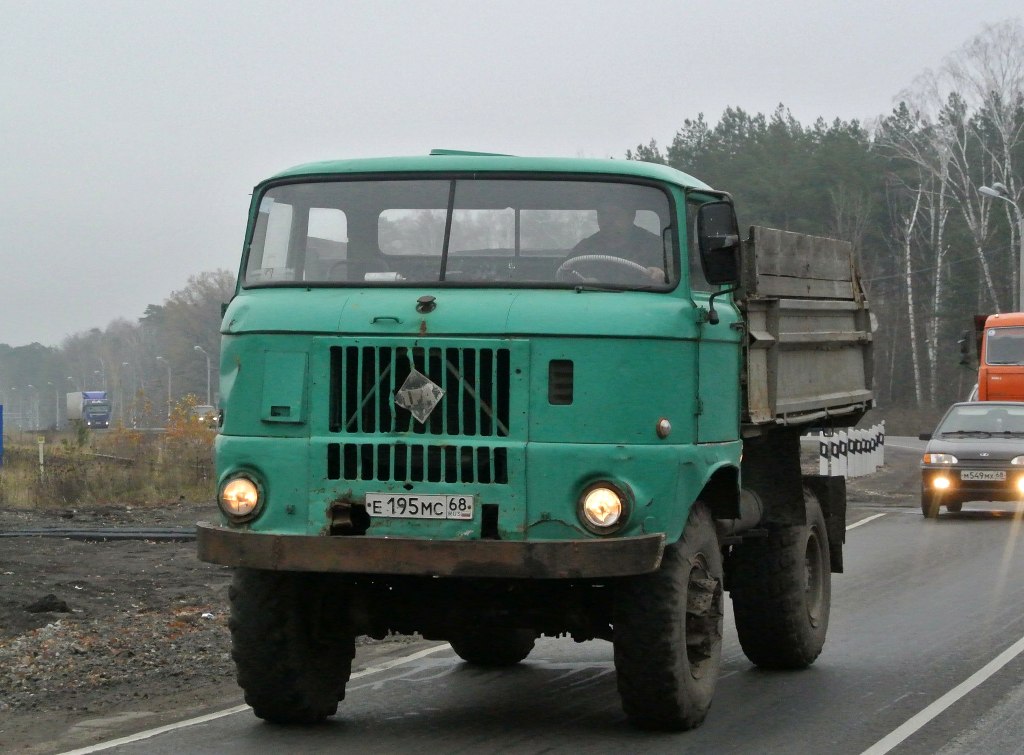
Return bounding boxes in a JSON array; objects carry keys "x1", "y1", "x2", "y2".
[{"x1": 885, "y1": 176, "x2": 927, "y2": 405}]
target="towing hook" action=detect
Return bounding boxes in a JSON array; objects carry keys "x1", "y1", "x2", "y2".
[{"x1": 416, "y1": 295, "x2": 437, "y2": 313}]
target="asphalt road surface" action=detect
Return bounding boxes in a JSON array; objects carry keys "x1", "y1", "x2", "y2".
[{"x1": 67, "y1": 439, "x2": 1024, "y2": 755}]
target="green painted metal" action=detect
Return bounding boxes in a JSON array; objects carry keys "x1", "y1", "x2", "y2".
[{"x1": 215, "y1": 153, "x2": 742, "y2": 550}]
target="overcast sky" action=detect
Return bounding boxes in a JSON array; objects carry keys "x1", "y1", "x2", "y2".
[{"x1": 3, "y1": 1, "x2": 1021, "y2": 347}]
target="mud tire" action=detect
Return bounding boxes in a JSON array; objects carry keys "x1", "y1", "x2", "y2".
[
  {"x1": 229, "y1": 568, "x2": 354, "y2": 724},
  {"x1": 448, "y1": 629, "x2": 537, "y2": 667},
  {"x1": 921, "y1": 494, "x2": 941, "y2": 518},
  {"x1": 613, "y1": 502, "x2": 724, "y2": 730},
  {"x1": 729, "y1": 488, "x2": 831, "y2": 669}
]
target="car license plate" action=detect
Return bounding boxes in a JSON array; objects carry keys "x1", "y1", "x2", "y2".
[
  {"x1": 960, "y1": 470, "x2": 1006, "y2": 481},
  {"x1": 364, "y1": 493, "x2": 474, "y2": 520}
]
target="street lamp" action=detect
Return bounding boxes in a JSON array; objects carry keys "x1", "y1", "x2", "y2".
[
  {"x1": 194, "y1": 345, "x2": 211, "y2": 406},
  {"x1": 9, "y1": 386, "x2": 19, "y2": 429},
  {"x1": 980, "y1": 182, "x2": 1024, "y2": 311},
  {"x1": 156, "y1": 356, "x2": 172, "y2": 420},
  {"x1": 26, "y1": 384, "x2": 39, "y2": 430},
  {"x1": 46, "y1": 381, "x2": 59, "y2": 429}
]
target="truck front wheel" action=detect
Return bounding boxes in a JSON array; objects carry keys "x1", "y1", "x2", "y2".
[
  {"x1": 448, "y1": 628, "x2": 536, "y2": 666},
  {"x1": 229, "y1": 568, "x2": 355, "y2": 724},
  {"x1": 729, "y1": 487, "x2": 831, "y2": 669},
  {"x1": 613, "y1": 501, "x2": 724, "y2": 730}
]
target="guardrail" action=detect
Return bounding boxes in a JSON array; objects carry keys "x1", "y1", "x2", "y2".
[{"x1": 813, "y1": 422, "x2": 885, "y2": 478}]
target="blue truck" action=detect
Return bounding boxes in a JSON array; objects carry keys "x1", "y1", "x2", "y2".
[{"x1": 66, "y1": 390, "x2": 112, "y2": 429}]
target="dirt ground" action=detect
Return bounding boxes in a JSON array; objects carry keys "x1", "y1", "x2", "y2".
[
  {"x1": 0, "y1": 501, "x2": 426, "y2": 754},
  {"x1": 0, "y1": 443, "x2": 919, "y2": 754}
]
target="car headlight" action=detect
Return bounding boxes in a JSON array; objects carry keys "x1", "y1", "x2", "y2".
[
  {"x1": 218, "y1": 475, "x2": 262, "y2": 521},
  {"x1": 923, "y1": 453, "x2": 958, "y2": 464},
  {"x1": 577, "y1": 481, "x2": 632, "y2": 534},
  {"x1": 932, "y1": 476, "x2": 952, "y2": 490},
  {"x1": 1012, "y1": 456, "x2": 1024, "y2": 465}
]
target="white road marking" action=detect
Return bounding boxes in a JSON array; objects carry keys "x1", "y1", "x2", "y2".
[
  {"x1": 57, "y1": 643, "x2": 450, "y2": 754},
  {"x1": 847, "y1": 513, "x2": 887, "y2": 530},
  {"x1": 859, "y1": 634, "x2": 1024, "y2": 755}
]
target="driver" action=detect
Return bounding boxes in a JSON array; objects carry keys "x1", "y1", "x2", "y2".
[{"x1": 570, "y1": 205, "x2": 665, "y2": 282}]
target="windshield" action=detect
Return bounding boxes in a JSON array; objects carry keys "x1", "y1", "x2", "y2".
[
  {"x1": 244, "y1": 178, "x2": 677, "y2": 290},
  {"x1": 936, "y1": 404, "x2": 1024, "y2": 435},
  {"x1": 985, "y1": 326, "x2": 1024, "y2": 365}
]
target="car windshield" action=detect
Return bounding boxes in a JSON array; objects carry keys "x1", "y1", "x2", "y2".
[
  {"x1": 985, "y1": 326, "x2": 1024, "y2": 365},
  {"x1": 936, "y1": 404, "x2": 1024, "y2": 435},
  {"x1": 243, "y1": 178, "x2": 677, "y2": 290}
]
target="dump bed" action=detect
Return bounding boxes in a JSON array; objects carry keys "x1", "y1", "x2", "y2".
[{"x1": 739, "y1": 226, "x2": 873, "y2": 428}]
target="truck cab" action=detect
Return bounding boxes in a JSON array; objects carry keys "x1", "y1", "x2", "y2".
[{"x1": 977, "y1": 312, "x2": 1024, "y2": 400}]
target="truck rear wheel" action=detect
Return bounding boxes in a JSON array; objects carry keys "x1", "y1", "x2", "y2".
[
  {"x1": 729, "y1": 488, "x2": 831, "y2": 669},
  {"x1": 229, "y1": 568, "x2": 354, "y2": 724},
  {"x1": 448, "y1": 628, "x2": 536, "y2": 666},
  {"x1": 613, "y1": 502, "x2": 723, "y2": 730}
]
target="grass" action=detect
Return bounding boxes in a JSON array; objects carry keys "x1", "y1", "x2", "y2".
[{"x1": 0, "y1": 400, "x2": 216, "y2": 509}]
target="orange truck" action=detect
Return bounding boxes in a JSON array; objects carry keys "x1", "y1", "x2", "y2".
[{"x1": 973, "y1": 312, "x2": 1024, "y2": 400}]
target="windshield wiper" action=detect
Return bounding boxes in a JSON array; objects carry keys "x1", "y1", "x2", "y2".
[{"x1": 941, "y1": 430, "x2": 993, "y2": 437}]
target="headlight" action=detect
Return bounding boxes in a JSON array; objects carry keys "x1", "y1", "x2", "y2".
[
  {"x1": 923, "y1": 453, "x2": 958, "y2": 464},
  {"x1": 1016, "y1": 478, "x2": 1024, "y2": 494},
  {"x1": 219, "y1": 475, "x2": 262, "y2": 521},
  {"x1": 578, "y1": 481, "x2": 631, "y2": 534},
  {"x1": 932, "y1": 476, "x2": 952, "y2": 490},
  {"x1": 1012, "y1": 456, "x2": 1024, "y2": 465}
]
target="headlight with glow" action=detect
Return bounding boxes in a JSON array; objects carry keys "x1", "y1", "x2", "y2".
[
  {"x1": 577, "y1": 481, "x2": 632, "y2": 534},
  {"x1": 932, "y1": 476, "x2": 952, "y2": 490},
  {"x1": 219, "y1": 475, "x2": 262, "y2": 521},
  {"x1": 923, "y1": 453, "x2": 958, "y2": 465}
]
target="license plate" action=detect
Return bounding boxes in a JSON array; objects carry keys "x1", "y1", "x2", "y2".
[
  {"x1": 960, "y1": 470, "x2": 1006, "y2": 481},
  {"x1": 364, "y1": 493, "x2": 474, "y2": 520}
]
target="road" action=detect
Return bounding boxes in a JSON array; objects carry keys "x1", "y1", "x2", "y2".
[{"x1": 67, "y1": 439, "x2": 1024, "y2": 755}]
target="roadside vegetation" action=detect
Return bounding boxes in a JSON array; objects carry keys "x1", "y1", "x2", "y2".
[{"x1": 0, "y1": 394, "x2": 215, "y2": 509}]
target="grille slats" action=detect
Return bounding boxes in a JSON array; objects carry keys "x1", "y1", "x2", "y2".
[
  {"x1": 331, "y1": 344, "x2": 510, "y2": 438},
  {"x1": 328, "y1": 442, "x2": 508, "y2": 484},
  {"x1": 328, "y1": 342, "x2": 513, "y2": 485}
]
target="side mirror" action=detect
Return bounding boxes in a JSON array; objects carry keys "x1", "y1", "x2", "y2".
[{"x1": 696, "y1": 201, "x2": 741, "y2": 285}]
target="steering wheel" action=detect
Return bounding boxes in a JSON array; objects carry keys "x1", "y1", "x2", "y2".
[{"x1": 555, "y1": 254, "x2": 652, "y2": 283}]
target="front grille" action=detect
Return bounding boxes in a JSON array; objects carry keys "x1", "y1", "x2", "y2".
[
  {"x1": 330, "y1": 345, "x2": 511, "y2": 437},
  {"x1": 328, "y1": 442, "x2": 509, "y2": 484}
]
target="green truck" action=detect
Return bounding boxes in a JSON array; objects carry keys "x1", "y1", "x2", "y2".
[{"x1": 198, "y1": 150, "x2": 873, "y2": 730}]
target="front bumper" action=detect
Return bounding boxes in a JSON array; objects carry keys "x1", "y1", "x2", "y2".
[
  {"x1": 921, "y1": 468, "x2": 1024, "y2": 503},
  {"x1": 197, "y1": 522, "x2": 665, "y2": 579}
]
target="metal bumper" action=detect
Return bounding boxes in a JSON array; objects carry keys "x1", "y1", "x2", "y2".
[{"x1": 196, "y1": 522, "x2": 665, "y2": 579}]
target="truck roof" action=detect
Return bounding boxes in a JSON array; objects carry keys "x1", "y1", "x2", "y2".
[
  {"x1": 985, "y1": 312, "x2": 1024, "y2": 327},
  {"x1": 265, "y1": 151, "x2": 714, "y2": 192}
]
